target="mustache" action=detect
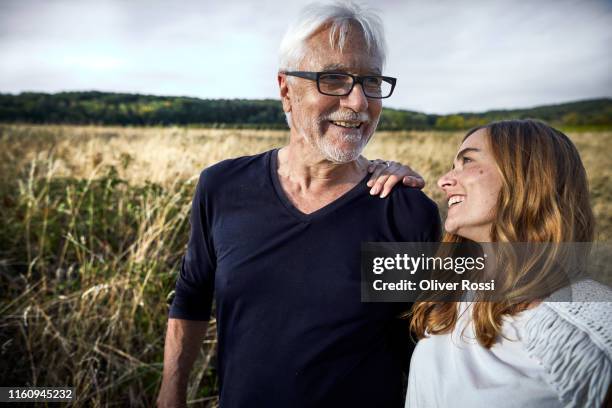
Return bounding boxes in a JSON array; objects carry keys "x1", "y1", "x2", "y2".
[{"x1": 321, "y1": 111, "x2": 370, "y2": 123}]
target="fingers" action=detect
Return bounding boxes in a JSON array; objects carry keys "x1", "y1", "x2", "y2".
[
  {"x1": 367, "y1": 159, "x2": 385, "y2": 176},
  {"x1": 369, "y1": 161, "x2": 401, "y2": 196},
  {"x1": 403, "y1": 175, "x2": 425, "y2": 189},
  {"x1": 367, "y1": 161, "x2": 388, "y2": 188},
  {"x1": 367, "y1": 159, "x2": 427, "y2": 196},
  {"x1": 380, "y1": 174, "x2": 403, "y2": 198},
  {"x1": 400, "y1": 165, "x2": 425, "y2": 190},
  {"x1": 367, "y1": 160, "x2": 388, "y2": 188}
]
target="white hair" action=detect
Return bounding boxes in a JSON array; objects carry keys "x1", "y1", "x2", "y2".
[
  {"x1": 279, "y1": 1, "x2": 387, "y2": 128},
  {"x1": 279, "y1": 1, "x2": 387, "y2": 70}
]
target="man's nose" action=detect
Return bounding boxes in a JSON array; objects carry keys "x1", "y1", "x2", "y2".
[
  {"x1": 341, "y1": 83, "x2": 369, "y2": 112},
  {"x1": 437, "y1": 170, "x2": 457, "y2": 190}
]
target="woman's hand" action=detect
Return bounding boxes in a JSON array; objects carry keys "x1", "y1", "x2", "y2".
[{"x1": 367, "y1": 159, "x2": 425, "y2": 198}]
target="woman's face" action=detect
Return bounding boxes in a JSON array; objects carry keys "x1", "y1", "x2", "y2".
[{"x1": 437, "y1": 129, "x2": 503, "y2": 242}]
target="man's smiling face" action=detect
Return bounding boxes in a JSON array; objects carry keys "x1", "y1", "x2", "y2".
[{"x1": 284, "y1": 23, "x2": 383, "y2": 163}]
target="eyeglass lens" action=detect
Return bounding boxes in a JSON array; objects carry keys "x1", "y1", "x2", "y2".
[{"x1": 318, "y1": 73, "x2": 392, "y2": 98}]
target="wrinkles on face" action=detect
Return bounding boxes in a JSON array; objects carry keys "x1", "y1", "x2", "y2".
[{"x1": 287, "y1": 24, "x2": 383, "y2": 164}]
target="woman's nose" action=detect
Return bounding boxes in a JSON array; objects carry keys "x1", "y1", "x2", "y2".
[{"x1": 437, "y1": 170, "x2": 456, "y2": 190}]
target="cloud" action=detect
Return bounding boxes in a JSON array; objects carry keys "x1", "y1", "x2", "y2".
[
  {"x1": 0, "y1": 0, "x2": 610, "y2": 113},
  {"x1": 386, "y1": 0, "x2": 612, "y2": 112}
]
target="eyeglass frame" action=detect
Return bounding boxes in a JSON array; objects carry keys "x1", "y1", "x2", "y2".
[{"x1": 282, "y1": 71, "x2": 397, "y2": 99}]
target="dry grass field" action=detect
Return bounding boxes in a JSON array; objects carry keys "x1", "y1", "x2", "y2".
[{"x1": 0, "y1": 124, "x2": 610, "y2": 406}]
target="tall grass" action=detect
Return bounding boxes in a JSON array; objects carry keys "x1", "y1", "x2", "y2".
[
  {"x1": 0, "y1": 124, "x2": 610, "y2": 406},
  {"x1": 0, "y1": 163, "x2": 195, "y2": 405}
]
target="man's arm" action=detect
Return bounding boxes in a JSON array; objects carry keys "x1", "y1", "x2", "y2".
[
  {"x1": 158, "y1": 169, "x2": 216, "y2": 406},
  {"x1": 157, "y1": 318, "x2": 208, "y2": 408}
]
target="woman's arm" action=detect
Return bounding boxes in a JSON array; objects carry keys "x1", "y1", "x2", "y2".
[{"x1": 367, "y1": 159, "x2": 425, "y2": 197}]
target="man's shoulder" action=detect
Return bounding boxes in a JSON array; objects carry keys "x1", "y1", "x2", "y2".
[
  {"x1": 386, "y1": 187, "x2": 441, "y2": 241},
  {"x1": 197, "y1": 149, "x2": 273, "y2": 191},
  {"x1": 390, "y1": 187, "x2": 439, "y2": 218}
]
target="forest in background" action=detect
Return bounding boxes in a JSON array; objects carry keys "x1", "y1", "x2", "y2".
[{"x1": 1, "y1": 91, "x2": 611, "y2": 130}]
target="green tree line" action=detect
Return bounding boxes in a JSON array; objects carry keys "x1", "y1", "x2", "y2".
[{"x1": 0, "y1": 91, "x2": 610, "y2": 130}]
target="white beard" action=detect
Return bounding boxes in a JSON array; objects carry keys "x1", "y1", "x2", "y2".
[
  {"x1": 298, "y1": 114, "x2": 379, "y2": 163},
  {"x1": 316, "y1": 131, "x2": 368, "y2": 163}
]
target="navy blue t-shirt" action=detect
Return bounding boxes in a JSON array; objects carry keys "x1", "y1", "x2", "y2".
[{"x1": 169, "y1": 149, "x2": 440, "y2": 408}]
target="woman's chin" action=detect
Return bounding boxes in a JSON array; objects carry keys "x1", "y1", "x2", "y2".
[
  {"x1": 444, "y1": 220, "x2": 459, "y2": 236},
  {"x1": 444, "y1": 223, "x2": 475, "y2": 241},
  {"x1": 444, "y1": 223, "x2": 494, "y2": 242}
]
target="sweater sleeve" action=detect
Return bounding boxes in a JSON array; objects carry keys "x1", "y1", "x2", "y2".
[{"x1": 524, "y1": 280, "x2": 612, "y2": 408}]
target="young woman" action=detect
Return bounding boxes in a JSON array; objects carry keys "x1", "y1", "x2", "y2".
[{"x1": 406, "y1": 120, "x2": 611, "y2": 407}]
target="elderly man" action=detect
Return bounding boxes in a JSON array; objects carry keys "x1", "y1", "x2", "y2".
[{"x1": 158, "y1": 2, "x2": 440, "y2": 407}]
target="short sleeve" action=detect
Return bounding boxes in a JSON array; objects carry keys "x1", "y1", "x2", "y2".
[
  {"x1": 392, "y1": 188, "x2": 441, "y2": 243},
  {"x1": 169, "y1": 170, "x2": 216, "y2": 321},
  {"x1": 423, "y1": 201, "x2": 442, "y2": 243}
]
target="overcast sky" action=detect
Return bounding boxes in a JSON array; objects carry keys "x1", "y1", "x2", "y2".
[{"x1": 1, "y1": 0, "x2": 610, "y2": 113}]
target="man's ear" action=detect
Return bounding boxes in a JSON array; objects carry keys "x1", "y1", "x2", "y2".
[{"x1": 278, "y1": 73, "x2": 291, "y2": 113}]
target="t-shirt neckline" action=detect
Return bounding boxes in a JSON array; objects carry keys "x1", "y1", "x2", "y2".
[{"x1": 268, "y1": 148, "x2": 370, "y2": 223}]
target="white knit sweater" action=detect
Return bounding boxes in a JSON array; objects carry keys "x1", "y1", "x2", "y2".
[
  {"x1": 405, "y1": 279, "x2": 611, "y2": 408},
  {"x1": 524, "y1": 279, "x2": 612, "y2": 407}
]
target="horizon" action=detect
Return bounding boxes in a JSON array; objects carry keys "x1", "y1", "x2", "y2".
[
  {"x1": 2, "y1": 89, "x2": 610, "y2": 117},
  {"x1": 1, "y1": 0, "x2": 611, "y2": 114}
]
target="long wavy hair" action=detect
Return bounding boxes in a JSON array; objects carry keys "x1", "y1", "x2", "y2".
[{"x1": 410, "y1": 119, "x2": 595, "y2": 348}]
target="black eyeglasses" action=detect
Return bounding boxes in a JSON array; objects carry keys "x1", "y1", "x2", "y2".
[{"x1": 283, "y1": 71, "x2": 397, "y2": 99}]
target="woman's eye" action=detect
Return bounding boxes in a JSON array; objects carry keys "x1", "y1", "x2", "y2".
[{"x1": 462, "y1": 156, "x2": 473, "y2": 164}]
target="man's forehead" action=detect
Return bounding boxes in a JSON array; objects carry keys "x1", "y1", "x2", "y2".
[
  {"x1": 319, "y1": 62, "x2": 382, "y2": 75},
  {"x1": 301, "y1": 24, "x2": 383, "y2": 74}
]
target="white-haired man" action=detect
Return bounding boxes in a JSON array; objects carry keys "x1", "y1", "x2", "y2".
[{"x1": 158, "y1": 2, "x2": 440, "y2": 407}]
